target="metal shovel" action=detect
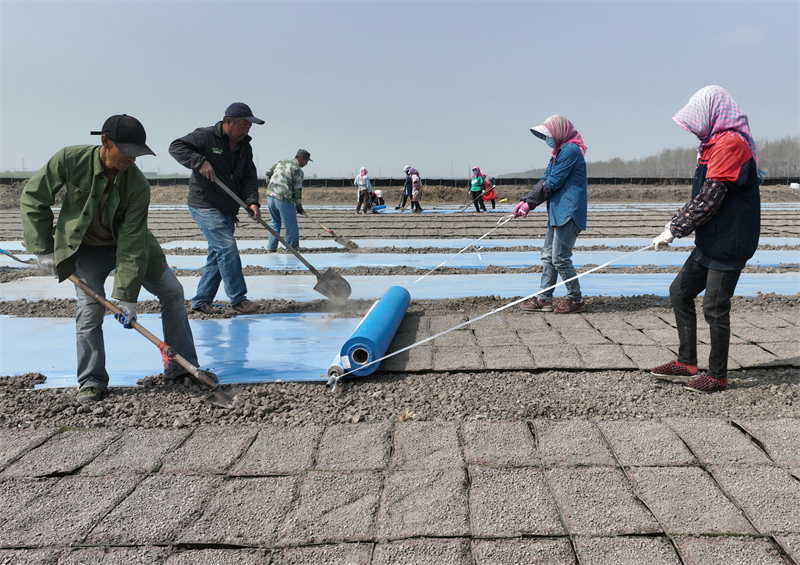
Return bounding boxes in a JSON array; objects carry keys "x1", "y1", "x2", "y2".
[
  {"x1": 0, "y1": 247, "x2": 37, "y2": 264},
  {"x1": 302, "y1": 210, "x2": 359, "y2": 250},
  {"x1": 68, "y1": 275, "x2": 241, "y2": 407},
  {"x1": 213, "y1": 177, "x2": 351, "y2": 301}
]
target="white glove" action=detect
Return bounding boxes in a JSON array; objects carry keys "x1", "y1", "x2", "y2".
[
  {"x1": 36, "y1": 253, "x2": 57, "y2": 276},
  {"x1": 114, "y1": 301, "x2": 137, "y2": 328},
  {"x1": 653, "y1": 222, "x2": 675, "y2": 251}
]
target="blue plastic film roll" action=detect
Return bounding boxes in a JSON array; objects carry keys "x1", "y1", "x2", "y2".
[{"x1": 338, "y1": 286, "x2": 411, "y2": 377}]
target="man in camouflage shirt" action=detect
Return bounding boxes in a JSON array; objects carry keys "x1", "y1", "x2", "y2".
[{"x1": 264, "y1": 149, "x2": 311, "y2": 252}]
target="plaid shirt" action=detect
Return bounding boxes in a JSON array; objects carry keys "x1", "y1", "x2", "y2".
[
  {"x1": 670, "y1": 179, "x2": 727, "y2": 238},
  {"x1": 265, "y1": 158, "x2": 304, "y2": 204}
]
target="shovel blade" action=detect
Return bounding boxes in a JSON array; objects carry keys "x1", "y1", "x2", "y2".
[
  {"x1": 204, "y1": 384, "x2": 243, "y2": 407},
  {"x1": 313, "y1": 268, "x2": 352, "y2": 301}
]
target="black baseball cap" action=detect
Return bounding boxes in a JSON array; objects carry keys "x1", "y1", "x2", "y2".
[
  {"x1": 90, "y1": 114, "x2": 155, "y2": 158},
  {"x1": 296, "y1": 149, "x2": 312, "y2": 162},
  {"x1": 225, "y1": 102, "x2": 265, "y2": 124}
]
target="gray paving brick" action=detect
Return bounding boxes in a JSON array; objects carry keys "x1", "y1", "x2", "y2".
[
  {"x1": 376, "y1": 469, "x2": 469, "y2": 539},
  {"x1": 599, "y1": 420, "x2": 696, "y2": 467},
  {"x1": 574, "y1": 536, "x2": 681, "y2": 565},
  {"x1": 501, "y1": 312, "x2": 552, "y2": 331},
  {"x1": 731, "y1": 327, "x2": 797, "y2": 343},
  {"x1": 86, "y1": 474, "x2": 222, "y2": 545},
  {"x1": 462, "y1": 421, "x2": 537, "y2": 467},
  {"x1": 530, "y1": 345, "x2": 583, "y2": 368},
  {"x1": 547, "y1": 467, "x2": 661, "y2": 535},
  {"x1": 58, "y1": 546, "x2": 169, "y2": 564},
  {"x1": 0, "y1": 475, "x2": 137, "y2": 547},
  {"x1": 733, "y1": 419, "x2": 800, "y2": 467},
  {"x1": 679, "y1": 343, "x2": 741, "y2": 370},
  {"x1": 582, "y1": 313, "x2": 636, "y2": 332},
  {"x1": 0, "y1": 549, "x2": 62, "y2": 564},
  {"x1": 0, "y1": 428, "x2": 56, "y2": 471},
  {"x1": 518, "y1": 329, "x2": 567, "y2": 346},
  {"x1": 469, "y1": 466, "x2": 563, "y2": 536},
  {"x1": 473, "y1": 329, "x2": 522, "y2": 347},
  {"x1": 271, "y1": 544, "x2": 371, "y2": 565},
  {"x1": 622, "y1": 345, "x2": 678, "y2": 370},
  {"x1": 434, "y1": 346, "x2": 485, "y2": 370},
  {"x1": 372, "y1": 538, "x2": 471, "y2": 565},
  {"x1": 279, "y1": 471, "x2": 382, "y2": 545},
  {"x1": 600, "y1": 329, "x2": 657, "y2": 345},
  {"x1": 756, "y1": 342, "x2": 800, "y2": 366},
  {"x1": 382, "y1": 343, "x2": 434, "y2": 371},
  {"x1": 0, "y1": 477, "x2": 57, "y2": 527},
  {"x1": 561, "y1": 330, "x2": 610, "y2": 345},
  {"x1": 665, "y1": 418, "x2": 772, "y2": 466},
  {"x1": 315, "y1": 422, "x2": 391, "y2": 471},
  {"x1": 230, "y1": 425, "x2": 321, "y2": 476},
  {"x1": 729, "y1": 344, "x2": 782, "y2": 367},
  {"x1": 482, "y1": 345, "x2": 537, "y2": 370},
  {"x1": 628, "y1": 467, "x2": 755, "y2": 535},
  {"x1": 429, "y1": 314, "x2": 469, "y2": 333},
  {"x1": 643, "y1": 329, "x2": 680, "y2": 346},
  {"x1": 178, "y1": 476, "x2": 296, "y2": 546},
  {"x1": 160, "y1": 426, "x2": 256, "y2": 474},
  {"x1": 433, "y1": 329, "x2": 476, "y2": 347},
  {"x1": 577, "y1": 344, "x2": 638, "y2": 369},
  {"x1": 674, "y1": 535, "x2": 786, "y2": 565},
  {"x1": 391, "y1": 421, "x2": 462, "y2": 470},
  {"x1": 165, "y1": 549, "x2": 270, "y2": 565},
  {"x1": 710, "y1": 465, "x2": 800, "y2": 534},
  {"x1": 472, "y1": 538, "x2": 575, "y2": 565},
  {"x1": 79, "y1": 428, "x2": 191, "y2": 476},
  {"x1": 0, "y1": 429, "x2": 120, "y2": 479},
  {"x1": 775, "y1": 312, "x2": 800, "y2": 327},
  {"x1": 623, "y1": 313, "x2": 673, "y2": 330},
  {"x1": 546, "y1": 315, "x2": 593, "y2": 331},
  {"x1": 776, "y1": 535, "x2": 800, "y2": 563},
  {"x1": 739, "y1": 312, "x2": 795, "y2": 329},
  {"x1": 396, "y1": 313, "x2": 430, "y2": 335},
  {"x1": 534, "y1": 419, "x2": 616, "y2": 467}
]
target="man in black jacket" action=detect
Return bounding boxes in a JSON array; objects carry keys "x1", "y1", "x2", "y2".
[{"x1": 169, "y1": 102, "x2": 264, "y2": 315}]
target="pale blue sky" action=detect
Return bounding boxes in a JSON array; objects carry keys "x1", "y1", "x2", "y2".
[{"x1": 2, "y1": 1, "x2": 798, "y2": 178}]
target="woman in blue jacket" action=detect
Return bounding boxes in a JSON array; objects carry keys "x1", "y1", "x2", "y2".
[{"x1": 513, "y1": 115, "x2": 588, "y2": 314}]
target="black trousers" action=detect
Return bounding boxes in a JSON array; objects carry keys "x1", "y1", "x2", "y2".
[{"x1": 669, "y1": 254, "x2": 741, "y2": 379}]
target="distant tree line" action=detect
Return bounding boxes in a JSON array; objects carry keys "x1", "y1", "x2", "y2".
[{"x1": 508, "y1": 136, "x2": 799, "y2": 179}]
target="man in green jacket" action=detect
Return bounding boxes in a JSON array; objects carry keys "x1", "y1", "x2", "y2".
[{"x1": 20, "y1": 115, "x2": 208, "y2": 404}]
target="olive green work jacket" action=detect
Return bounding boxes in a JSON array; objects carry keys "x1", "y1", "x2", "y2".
[{"x1": 20, "y1": 145, "x2": 167, "y2": 302}]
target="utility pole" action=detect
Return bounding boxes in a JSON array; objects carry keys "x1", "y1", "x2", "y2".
[{"x1": 21, "y1": 158, "x2": 26, "y2": 172}]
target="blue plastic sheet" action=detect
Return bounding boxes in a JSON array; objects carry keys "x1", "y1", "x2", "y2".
[{"x1": 333, "y1": 286, "x2": 411, "y2": 377}]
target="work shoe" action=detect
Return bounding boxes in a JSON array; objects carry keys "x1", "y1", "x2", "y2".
[
  {"x1": 554, "y1": 299, "x2": 586, "y2": 314},
  {"x1": 232, "y1": 299, "x2": 260, "y2": 314},
  {"x1": 684, "y1": 374, "x2": 728, "y2": 393},
  {"x1": 193, "y1": 303, "x2": 220, "y2": 315},
  {"x1": 77, "y1": 387, "x2": 105, "y2": 404},
  {"x1": 520, "y1": 297, "x2": 553, "y2": 312},
  {"x1": 651, "y1": 360, "x2": 699, "y2": 377}
]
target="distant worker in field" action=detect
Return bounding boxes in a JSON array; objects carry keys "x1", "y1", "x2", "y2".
[
  {"x1": 371, "y1": 189, "x2": 385, "y2": 206},
  {"x1": 512, "y1": 114, "x2": 588, "y2": 314},
  {"x1": 483, "y1": 174, "x2": 497, "y2": 210},
  {"x1": 651, "y1": 86, "x2": 760, "y2": 393},
  {"x1": 396, "y1": 165, "x2": 413, "y2": 209},
  {"x1": 469, "y1": 166, "x2": 487, "y2": 212},
  {"x1": 169, "y1": 102, "x2": 264, "y2": 315},
  {"x1": 355, "y1": 167, "x2": 373, "y2": 214},
  {"x1": 264, "y1": 149, "x2": 311, "y2": 250},
  {"x1": 410, "y1": 167, "x2": 423, "y2": 213},
  {"x1": 21, "y1": 114, "x2": 209, "y2": 404}
]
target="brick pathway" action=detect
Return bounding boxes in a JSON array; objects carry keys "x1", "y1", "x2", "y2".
[{"x1": 1, "y1": 418, "x2": 799, "y2": 564}]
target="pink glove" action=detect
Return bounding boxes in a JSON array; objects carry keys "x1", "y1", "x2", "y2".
[{"x1": 512, "y1": 201, "x2": 530, "y2": 218}]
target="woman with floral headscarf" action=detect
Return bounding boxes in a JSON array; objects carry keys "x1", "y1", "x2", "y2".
[
  {"x1": 651, "y1": 86, "x2": 760, "y2": 393},
  {"x1": 355, "y1": 167, "x2": 373, "y2": 214},
  {"x1": 513, "y1": 115, "x2": 588, "y2": 314}
]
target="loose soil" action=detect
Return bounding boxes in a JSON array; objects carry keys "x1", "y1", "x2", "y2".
[{"x1": 1, "y1": 183, "x2": 797, "y2": 429}]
